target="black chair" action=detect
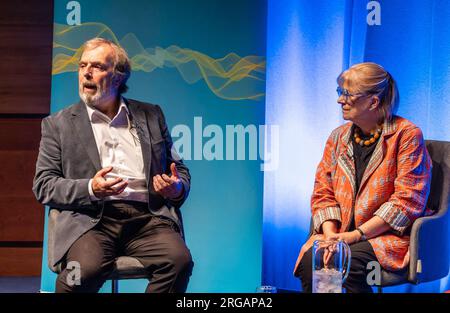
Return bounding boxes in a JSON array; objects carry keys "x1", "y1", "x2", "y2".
[
  {"x1": 377, "y1": 140, "x2": 450, "y2": 291},
  {"x1": 302, "y1": 140, "x2": 450, "y2": 292},
  {"x1": 47, "y1": 209, "x2": 148, "y2": 293}
]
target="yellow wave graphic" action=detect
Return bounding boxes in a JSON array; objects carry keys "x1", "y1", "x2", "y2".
[{"x1": 53, "y1": 22, "x2": 266, "y2": 101}]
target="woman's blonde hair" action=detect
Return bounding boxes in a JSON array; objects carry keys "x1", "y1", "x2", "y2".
[
  {"x1": 337, "y1": 62, "x2": 399, "y2": 121},
  {"x1": 81, "y1": 38, "x2": 131, "y2": 94}
]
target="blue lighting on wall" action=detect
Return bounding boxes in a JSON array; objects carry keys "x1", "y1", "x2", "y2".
[{"x1": 264, "y1": 0, "x2": 450, "y2": 292}]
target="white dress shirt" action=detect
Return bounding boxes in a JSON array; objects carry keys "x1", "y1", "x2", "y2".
[{"x1": 86, "y1": 98, "x2": 149, "y2": 203}]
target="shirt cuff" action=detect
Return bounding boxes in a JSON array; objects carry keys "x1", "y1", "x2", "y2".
[
  {"x1": 374, "y1": 202, "x2": 411, "y2": 236},
  {"x1": 88, "y1": 179, "x2": 101, "y2": 201},
  {"x1": 312, "y1": 206, "x2": 342, "y2": 233}
]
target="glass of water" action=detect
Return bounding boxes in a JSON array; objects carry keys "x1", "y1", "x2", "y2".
[{"x1": 312, "y1": 240, "x2": 351, "y2": 293}]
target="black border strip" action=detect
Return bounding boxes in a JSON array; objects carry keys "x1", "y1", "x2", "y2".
[
  {"x1": 0, "y1": 241, "x2": 43, "y2": 248},
  {"x1": 0, "y1": 113, "x2": 49, "y2": 119}
]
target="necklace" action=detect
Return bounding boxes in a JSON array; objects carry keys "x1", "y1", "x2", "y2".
[{"x1": 354, "y1": 124, "x2": 383, "y2": 146}]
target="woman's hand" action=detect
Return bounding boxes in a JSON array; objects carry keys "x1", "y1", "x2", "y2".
[
  {"x1": 324, "y1": 231, "x2": 339, "y2": 240},
  {"x1": 322, "y1": 220, "x2": 339, "y2": 240},
  {"x1": 328, "y1": 230, "x2": 361, "y2": 245}
]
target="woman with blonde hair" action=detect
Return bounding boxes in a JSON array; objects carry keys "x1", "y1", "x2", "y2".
[{"x1": 294, "y1": 62, "x2": 432, "y2": 293}]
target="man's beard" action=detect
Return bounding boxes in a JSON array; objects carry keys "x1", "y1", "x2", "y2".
[{"x1": 79, "y1": 82, "x2": 109, "y2": 107}]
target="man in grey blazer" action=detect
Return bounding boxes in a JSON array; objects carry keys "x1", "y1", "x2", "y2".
[{"x1": 33, "y1": 38, "x2": 193, "y2": 293}]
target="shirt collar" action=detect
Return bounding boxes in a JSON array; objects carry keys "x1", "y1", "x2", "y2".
[{"x1": 86, "y1": 97, "x2": 130, "y2": 125}]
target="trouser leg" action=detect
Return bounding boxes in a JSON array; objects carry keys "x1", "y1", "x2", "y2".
[
  {"x1": 55, "y1": 228, "x2": 117, "y2": 293},
  {"x1": 124, "y1": 217, "x2": 193, "y2": 293},
  {"x1": 343, "y1": 241, "x2": 378, "y2": 293},
  {"x1": 297, "y1": 247, "x2": 313, "y2": 293}
]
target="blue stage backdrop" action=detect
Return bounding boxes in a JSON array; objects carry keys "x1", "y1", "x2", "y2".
[
  {"x1": 263, "y1": 0, "x2": 450, "y2": 292},
  {"x1": 40, "y1": 0, "x2": 449, "y2": 294},
  {"x1": 40, "y1": 0, "x2": 266, "y2": 292}
]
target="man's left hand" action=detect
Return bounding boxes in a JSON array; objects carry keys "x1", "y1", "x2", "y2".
[{"x1": 153, "y1": 163, "x2": 183, "y2": 200}]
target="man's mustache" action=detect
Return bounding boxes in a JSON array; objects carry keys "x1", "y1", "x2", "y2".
[{"x1": 82, "y1": 82, "x2": 98, "y2": 88}]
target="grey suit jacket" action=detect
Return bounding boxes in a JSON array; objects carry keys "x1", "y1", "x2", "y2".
[{"x1": 33, "y1": 98, "x2": 191, "y2": 267}]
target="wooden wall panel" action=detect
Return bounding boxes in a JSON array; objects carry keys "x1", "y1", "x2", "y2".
[
  {"x1": 0, "y1": 119, "x2": 42, "y2": 150},
  {"x1": 0, "y1": 130, "x2": 44, "y2": 251},
  {"x1": 0, "y1": 0, "x2": 53, "y2": 276},
  {"x1": 0, "y1": 197, "x2": 44, "y2": 242},
  {"x1": 0, "y1": 247, "x2": 42, "y2": 276},
  {"x1": 0, "y1": 1, "x2": 53, "y2": 114}
]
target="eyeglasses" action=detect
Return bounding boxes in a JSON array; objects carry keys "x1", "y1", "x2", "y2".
[{"x1": 336, "y1": 86, "x2": 368, "y2": 100}]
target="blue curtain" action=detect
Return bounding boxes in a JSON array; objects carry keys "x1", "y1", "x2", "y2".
[{"x1": 264, "y1": 0, "x2": 450, "y2": 292}]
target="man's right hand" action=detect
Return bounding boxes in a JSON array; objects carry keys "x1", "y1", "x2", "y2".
[{"x1": 92, "y1": 167, "x2": 128, "y2": 199}]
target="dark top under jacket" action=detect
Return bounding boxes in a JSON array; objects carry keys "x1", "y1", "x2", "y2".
[{"x1": 348, "y1": 126, "x2": 378, "y2": 231}]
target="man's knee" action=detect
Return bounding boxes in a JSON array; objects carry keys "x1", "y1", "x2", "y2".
[
  {"x1": 168, "y1": 245, "x2": 193, "y2": 274},
  {"x1": 56, "y1": 260, "x2": 109, "y2": 293},
  {"x1": 65, "y1": 258, "x2": 108, "y2": 283}
]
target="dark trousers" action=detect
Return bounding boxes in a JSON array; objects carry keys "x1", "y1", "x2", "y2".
[
  {"x1": 56, "y1": 201, "x2": 193, "y2": 293},
  {"x1": 297, "y1": 241, "x2": 378, "y2": 293}
]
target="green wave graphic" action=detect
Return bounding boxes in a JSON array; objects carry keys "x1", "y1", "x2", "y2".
[{"x1": 53, "y1": 22, "x2": 266, "y2": 101}]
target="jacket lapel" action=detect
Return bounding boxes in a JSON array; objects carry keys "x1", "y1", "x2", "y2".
[
  {"x1": 70, "y1": 102, "x2": 102, "y2": 171},
  {"x1": 337, "y1": 124, "x2": 357, "y2": 199},
  {"x1": 359, "y1": 118, "x2": 398, "y2": 192},
  {"x1": 126, "y1": 99, "x2": 152, "y2": 183}
]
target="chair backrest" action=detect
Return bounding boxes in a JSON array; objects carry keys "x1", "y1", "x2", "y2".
[
  {"x1": 425, "y1": 140, "x2": 450, "y2": 216},
  {"x1": 405, "y1": 140, "x2": 450, "y2": 284}
]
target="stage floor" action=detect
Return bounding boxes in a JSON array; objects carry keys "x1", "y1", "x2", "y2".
[{"x1": 0, "y1": 277, "x2": 40, "y2": 293}]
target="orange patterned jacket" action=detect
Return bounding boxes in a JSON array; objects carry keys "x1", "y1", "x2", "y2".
[{"x1": 311, "y1": 116, "x2": 432, "y2": 271}]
